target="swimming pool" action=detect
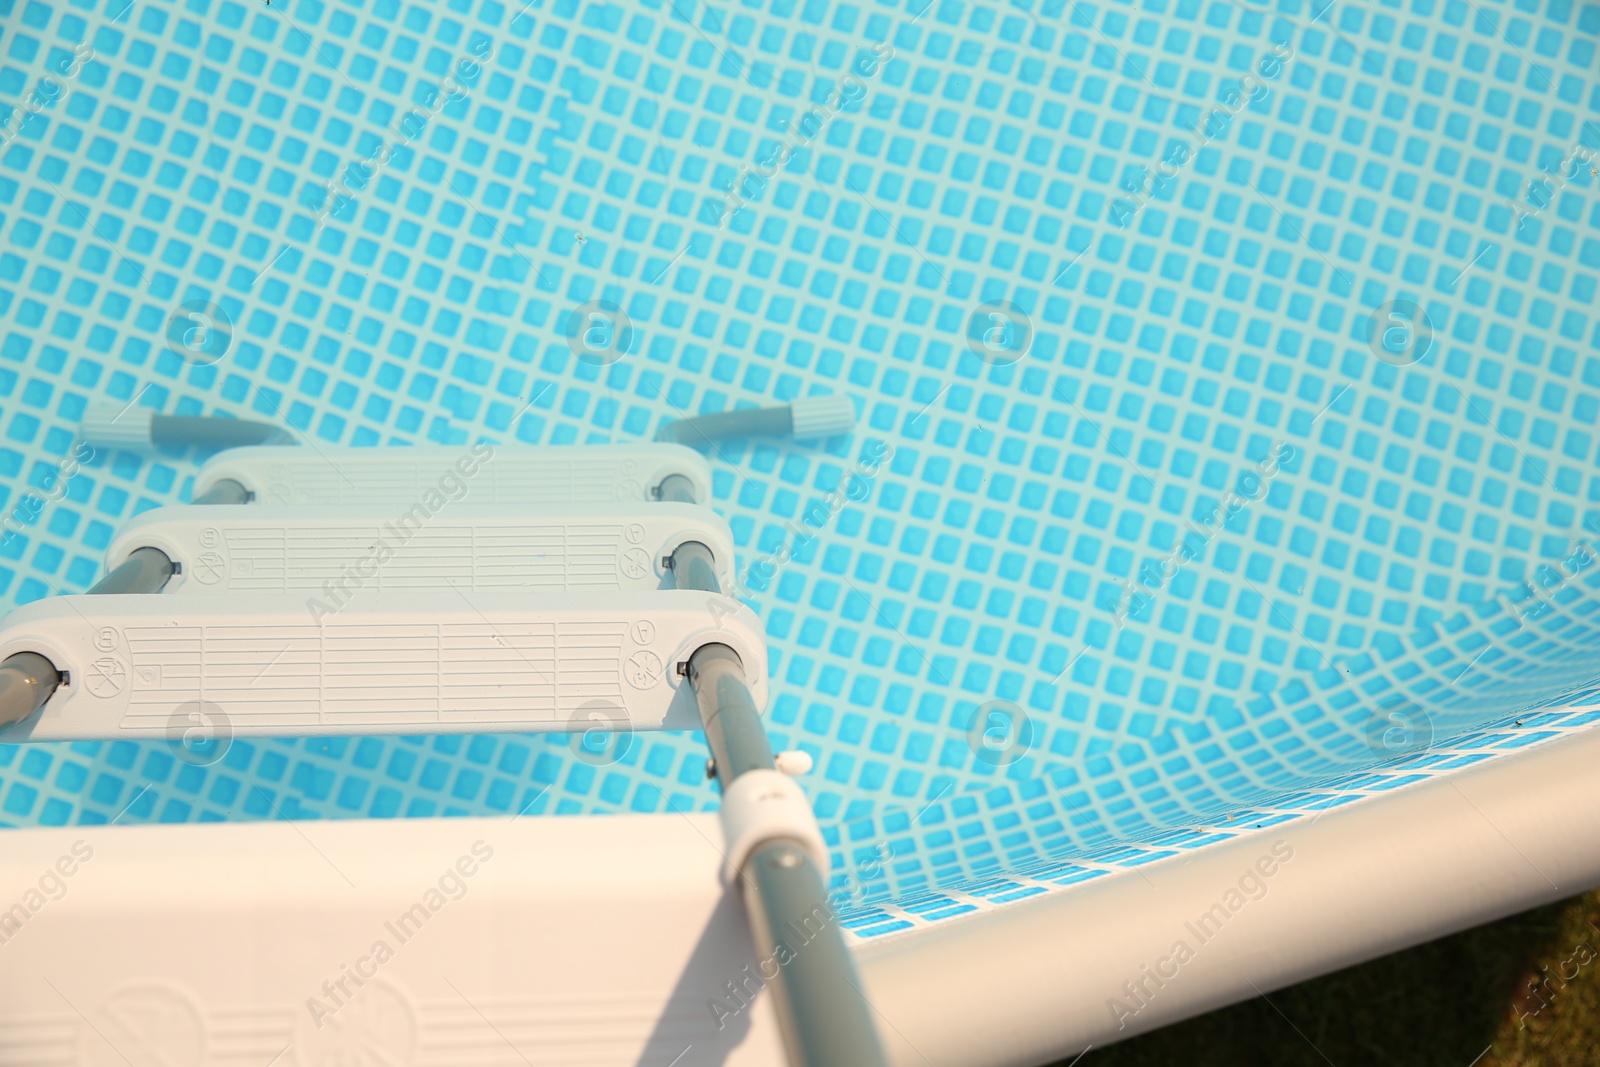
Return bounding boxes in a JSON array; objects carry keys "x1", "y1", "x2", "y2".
[{"x1": 2, "y1": 0, "x2": 1598, "y2": 1045}]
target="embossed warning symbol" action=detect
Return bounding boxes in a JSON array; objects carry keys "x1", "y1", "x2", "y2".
[
  {"x1": 620, "y1": 548, "x2": 651, "y2": 580},
  {"x1": 192, "y1": 551, "x2": 226, "y2": 585},
  {"x1": 87, "y1": 657, "x2": 127, "y2": 698},
  {"x1": 624, "y1": 650, "x2": 664, "y2": 689}
]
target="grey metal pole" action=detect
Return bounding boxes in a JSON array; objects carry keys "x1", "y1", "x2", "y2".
[
  {"x1": 670, "y1": 540, "x2": 722, "y2": 596},
  {"x1": 193, "y1": 478, "x2": 249, "y2": 505},
  {"x1": 5, "y1": 472, "x2": 249, "y2": 727},
  {"x1": 3, "y1": 472, "x2": 232, "y2": 726},
  {"x1": 743, "y1": 838, "x2": 890, "y2": 1067},
  {"x1": 0, "y1": 548, "x2": 176, "y2": 725},
  {"x1": 87, "y1": 546, "x2": 176, "y2": 595},
  {"x1": 689, "y1": 643, "x2": 776, "y2": 783},
  {"x1": 0, "y1": 652, "x2": 61, "y2": 726},
  {"x1": 656, "y1": 407, "x2": 793, "y2": 447},
  {"x1": 151, "y1": 415, "x2": 290, "y2": 449},
  {"x1": 656, "y1": 473, "x2": 697, "y2": 504},
  {"x1": 673, "y1": 546, "x2": 889, "y2": 1067}
]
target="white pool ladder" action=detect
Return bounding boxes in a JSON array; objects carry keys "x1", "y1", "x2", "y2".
[{"x1": 0, "y1": 440, "x2": 887, "y2": 1067}]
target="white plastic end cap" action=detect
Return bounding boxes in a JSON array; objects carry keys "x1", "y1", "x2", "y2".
[
  {"x1": 789, "y1": 394, "x2": 856, "y2": 440},
  {"x1": 775, "y1": 750, "x2": 814, "y2": 777},
  {"x1": 718, "y1": 768, "x2": 829, "y2": 882},
  {"x1": 79, "y1": 402, "x2": 154, "y2": 449}
]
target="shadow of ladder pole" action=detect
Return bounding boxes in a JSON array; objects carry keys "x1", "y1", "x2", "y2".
[{"x1": 662, "y1": 473, "x2": 891, "y2": 1067}]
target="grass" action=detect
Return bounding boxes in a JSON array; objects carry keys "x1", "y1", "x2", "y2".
[{"x1": 1056, "y1": 889, "x2": 1600, "y2": 1067}]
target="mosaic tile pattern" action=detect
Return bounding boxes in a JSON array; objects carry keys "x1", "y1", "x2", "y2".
[{"x1": 2, "y1": 0, "x2": 1599, "y2": 927}]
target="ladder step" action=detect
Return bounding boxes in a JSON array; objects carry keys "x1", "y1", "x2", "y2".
[
  {"x1": 194, "y1": 443, "x2": 711, "y2": 506},
  {"x1": 0, "y1": 590, "x2": 763, "y2": 742},
  {"x1": 108, "y1": 503, "x2": 737, "y2": 595}
]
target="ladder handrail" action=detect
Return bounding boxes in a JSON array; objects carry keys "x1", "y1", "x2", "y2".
[{"x1": 670, "y1": 525, "x2": 890, "y2": 1067}]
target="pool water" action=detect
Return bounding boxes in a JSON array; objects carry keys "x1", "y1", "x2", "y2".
[{"x1": 1, "y1": 0, "x2": 1598, "y2": 939}]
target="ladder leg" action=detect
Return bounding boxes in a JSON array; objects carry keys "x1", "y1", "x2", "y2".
[
  {"x1": 674, "y1": 544, "x2": 889, "y2": 1067},
  {"x1": 87, "y1": 546, "x2": 176, "y2": 595},
  {"x1": 192, "y1": 478, "x2": 250, "y2": 505},
  {"x1": 0, "y1": 652, "x2": 61, "y2": 726},
  {"x1": 1, "y1": 547, "x2": 176, "y2": 725},
  {"x1": 744, "y1": 838, "x2": 891, "y2": 1067}
]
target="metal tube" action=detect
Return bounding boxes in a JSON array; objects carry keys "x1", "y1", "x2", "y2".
[
  {"x1": 688, "y1": 646, "x2": 888, "y2": 1067},
  {"x1": 151, "y1": 415, "x2": 291, "y2": 449},
  {"x1": 670, "y1": 540, "x2": 722, "y2": 596},
  {"x1": 689, "y1": 644, "x2": 775, "y2": 787},
  {"x1": 193, "y1": 478, "x2": 249, "y2": 505},
  {"x1": 88, "y1": 546, "x2": 176, "y2": 595},
  {"x1": 672, "y1": 489, "x2": 884, "y2": 1064},
  {"x1": 655, "y1": 407, "x2": 793, "y2": 446},
  {"x1": 743, "y1": 838, "x2": 890, "y2": 1067},
  {"x1": 0, "y1": 535, "x2": 158, "y2": 722},
  {"x1": 655, "y1": 473, "x2": 697, "y2": 504},
  {"x1": 0, "y1": 652, "x2": 61, "y2": 726}
]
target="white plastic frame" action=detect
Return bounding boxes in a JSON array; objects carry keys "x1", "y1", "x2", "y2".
[
  {"x1": 193, "y1": 443, "x2": 713, "y2": 506},
  {"x1": 2, "y1": 712, "x2": 1598, "y2": 1066},
  {"x1": 107, "y1": 503, "x2": 737, "y2": 595},
  {"x1": 0, "y1": 590, "x2": 763, "y2": 741}
]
